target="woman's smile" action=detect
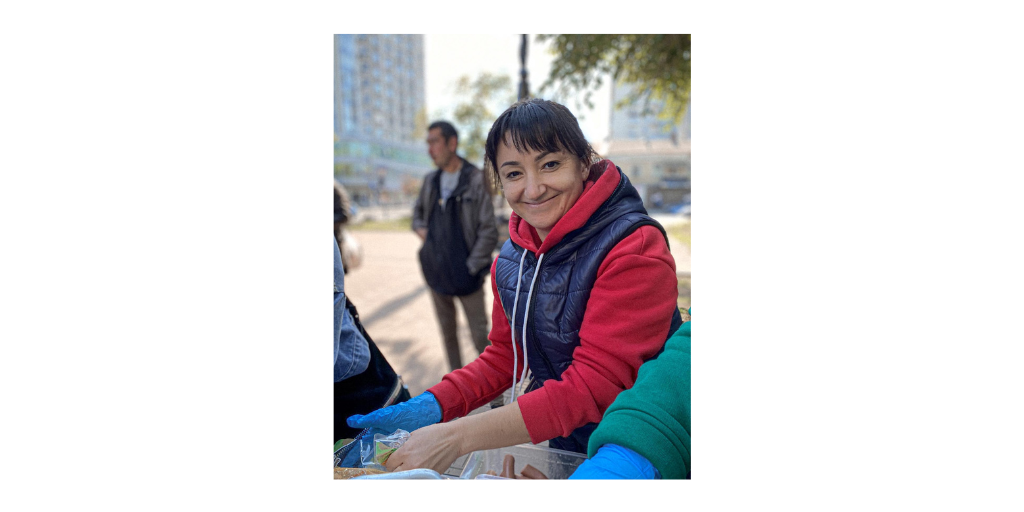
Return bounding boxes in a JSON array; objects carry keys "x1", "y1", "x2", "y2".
[{"x1": 524, "y1": 193, "x2": 559, "y2": 207}]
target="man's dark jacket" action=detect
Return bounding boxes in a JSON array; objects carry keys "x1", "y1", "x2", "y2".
[{"x1": 412, "y1": 157, "x2": 498, "y2": 277}]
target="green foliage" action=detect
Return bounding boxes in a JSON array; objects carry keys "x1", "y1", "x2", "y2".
[
  {"x1": 666, "y1": 221, "x2": 691, "y2": 249},
  {"x1": 537, "y1": 34, "x2": 691, "y2": 124},
  {"x1": 334, "y1": 162, "x2": 355, "y2": 176},
  {"x1": 450, "y1": 73, "x2": 516, "y2": 167},
  {"x1": 678, "y1": 276, "x2": 690, "y2": 312},
  {"x1": 667, "y1": 221, "x2": 690, "y2": 311},
  {"x1": 348, "y1": 216, "x2": 412, "y2": 231},
  {"x1": 412, "y1": 107, "x2": 428, "y2": 142}
]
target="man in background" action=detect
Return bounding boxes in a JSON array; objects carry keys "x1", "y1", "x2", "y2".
[{"x1": 412, "y1": 121, "x2": 497, "y2": 371}]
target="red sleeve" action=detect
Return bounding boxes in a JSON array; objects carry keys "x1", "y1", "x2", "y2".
[
  {"x1": 426, "y1": 257, "x2": 522, "y2": 421},
  {"x1": 516, "y1": 225, "x2": 678, "y2": 443}
]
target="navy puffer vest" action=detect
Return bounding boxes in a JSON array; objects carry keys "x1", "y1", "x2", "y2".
[{"x1": 494, "y1": 166, "x2": 683, "y2": 454}]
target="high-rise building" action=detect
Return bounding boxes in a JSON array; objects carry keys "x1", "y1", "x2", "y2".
[
  {"x1": 609, "y1": 81, "x2": 682, "y2": 142},
  {"x1": 602, "y1": 81, "x2": 690, "y2": 210},
  {"x1": 334, "y1": 34, "x2": 431, "y2": 205}
]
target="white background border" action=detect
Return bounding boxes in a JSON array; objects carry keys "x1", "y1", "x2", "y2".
[{"x1": 2, "y1": 1, "x2": 1022, "y2": 509}]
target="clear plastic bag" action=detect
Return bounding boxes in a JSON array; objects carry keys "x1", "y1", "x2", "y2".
[
  {"x1": 359, "y1": 429, "x2": 410, "y2": 471},
  {"x1": 336, "y1": 427, "x2": 384, "y2": 468}
]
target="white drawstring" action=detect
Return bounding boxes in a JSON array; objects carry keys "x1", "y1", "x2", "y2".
[
  {"x1": 512, "y1": 252, "x2": 544, "y2": 403},
  {"x1": 509, "y1": 249, "x2": 528, "y2": 403},
  {"x1": 517, "y1": 369, "x2": 533, "y2": 398}
]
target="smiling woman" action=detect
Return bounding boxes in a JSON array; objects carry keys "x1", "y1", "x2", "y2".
[
  {"x1": 347, "y1": 98, "x2": 683, "y2": 474},
  {"x1": 494, "y1": 145, "x2": 589, "y2": 240},
  {"x1": 486, "y1": 99, "x2": 599, "y2": 241}
]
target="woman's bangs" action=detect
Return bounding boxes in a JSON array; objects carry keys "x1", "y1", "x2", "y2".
[{"x1": 506, "y1": 113, "x2": 571, "y2": 156}]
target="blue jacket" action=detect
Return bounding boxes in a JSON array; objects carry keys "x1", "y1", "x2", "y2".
[{"x1": 335, "y1": 237, "x2": 369, "y2": 382}]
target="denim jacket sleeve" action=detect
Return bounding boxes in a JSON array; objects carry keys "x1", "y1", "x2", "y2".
[{"x1": 335, "y1": 237, "x2": 370, "y2": 382}]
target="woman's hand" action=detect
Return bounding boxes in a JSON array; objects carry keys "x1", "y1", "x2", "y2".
[
  {"x1": 384, "y1": 421, "x2": 463, "y2": 474},
  {"x1": 384, "y1": 401, "x2": 531, "y2": 474}
]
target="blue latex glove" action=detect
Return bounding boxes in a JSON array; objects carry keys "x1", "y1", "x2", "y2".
[
  {"x1": 346, "y1": 392, "x2": 442, "y2": 433},
  {"x1": 569, "y1": 444, "x2": 661, "y2": 480}
]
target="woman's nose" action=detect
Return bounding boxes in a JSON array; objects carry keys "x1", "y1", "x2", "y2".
[{"x1": 524, "y1": 173, "x2": 545, "y2": 200}]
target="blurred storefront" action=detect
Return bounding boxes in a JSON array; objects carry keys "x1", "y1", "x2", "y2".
[{"x1": 599, "y1": 81, "x2": 691, "y2": 211}]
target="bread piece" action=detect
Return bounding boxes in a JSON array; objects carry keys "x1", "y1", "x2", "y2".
[
  {"x1": 334, "y1": 467, "x2": 387, "y2": 479},
  {"x1": 500, "y1": 454, "x2": 516, "y2": 479},
  {"x1": 519, "y1": 464, "x2": 548, "y2": 479}
]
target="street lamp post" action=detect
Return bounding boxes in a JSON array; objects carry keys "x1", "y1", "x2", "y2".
[{"x1": 518, "y1": 34, "x2": 529, "y2": 101}]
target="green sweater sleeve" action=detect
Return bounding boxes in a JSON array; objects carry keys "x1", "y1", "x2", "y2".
[{"x1": 587, "y1": 318, "x2": 691, "y2": 479}]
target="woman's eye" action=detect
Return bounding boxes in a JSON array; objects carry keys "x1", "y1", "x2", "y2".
[
  {"x1": 542, "y1": 160, "x2": 560, "y2": 169},
  {"x1": 504, "y1": 171, "x2": 521, "y2": 180}
]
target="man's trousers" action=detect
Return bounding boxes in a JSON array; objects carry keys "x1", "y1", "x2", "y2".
[{"x1": 428, "y1": 285, "x2": 490, "y2": 371}]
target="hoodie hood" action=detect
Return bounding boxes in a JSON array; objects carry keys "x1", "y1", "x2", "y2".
[{"x1": 508, "y1": 159, "x2": 622, "y2": 254}]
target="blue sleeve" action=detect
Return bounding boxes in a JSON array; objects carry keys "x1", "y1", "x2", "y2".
[
  {"x1": 335, "y1": 237, "x2": 370, "y2": 382},
  {"x1": 570, "y1": 444, "x2": 660, "y2": 480}
]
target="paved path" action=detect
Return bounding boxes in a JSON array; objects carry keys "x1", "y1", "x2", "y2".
[
  {"x1": 345, "y1": 231, "x2": 493, "y2": 397},
  {"x1": 345, "y1": 216, "x2": 690, "y2": 397}
]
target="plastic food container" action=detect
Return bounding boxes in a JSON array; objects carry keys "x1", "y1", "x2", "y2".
[
  {"x1": 352, "y1": 468, "x2": 449, "y2": 480},
  {"x1": 459, "y1": 443, "x2": 588, "y2": 479}
]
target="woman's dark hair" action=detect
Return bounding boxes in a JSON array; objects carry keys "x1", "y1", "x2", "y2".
[{"x1": 485, "y1": 99, "x2": 598, "y2": 185}]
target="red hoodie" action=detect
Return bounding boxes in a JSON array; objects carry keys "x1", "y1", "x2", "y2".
[{"x1": 427, "y1": 160, "x2": 679, "y2": 444}]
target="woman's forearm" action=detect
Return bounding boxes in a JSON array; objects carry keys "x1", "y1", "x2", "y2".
[{"x1": 451, "y1": 401, "x2": 532, "y2": 455}]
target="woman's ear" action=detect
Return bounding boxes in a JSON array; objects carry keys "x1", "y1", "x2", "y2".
[{"x1": 581, "y1": 161, "x2": 592, "y2": 182}]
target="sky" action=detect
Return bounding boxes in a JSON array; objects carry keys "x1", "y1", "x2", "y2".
[{"x1": 423, "y1": 34, "x2": 612, "y2": 145}]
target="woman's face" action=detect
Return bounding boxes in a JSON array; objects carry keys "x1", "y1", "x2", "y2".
[{"x1": 495, "y1": 136, "x2": 589, "y2": 241}]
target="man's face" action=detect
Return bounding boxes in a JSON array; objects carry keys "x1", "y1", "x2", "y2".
[{"x1": 426, "y1": 128, "x2": 457, "y2": 169}]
